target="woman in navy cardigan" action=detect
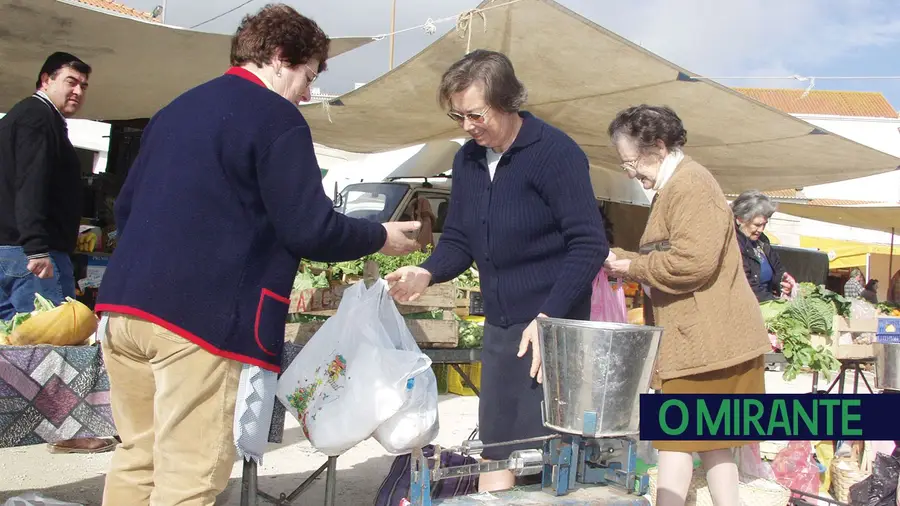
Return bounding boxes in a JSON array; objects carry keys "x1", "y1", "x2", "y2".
[
  {"x1": 386, "y1": 50, "x2": 609, "y2": 493},
  {"x1": 96, "y1": 5, "x2": 420, "y2": 504}
]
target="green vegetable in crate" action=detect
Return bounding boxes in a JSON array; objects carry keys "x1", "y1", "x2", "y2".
[
  {"x1": 762, "y1": 282, "x2": 842, "y2": 381},
  {"x1": 457, "y1": 318, "x2": 483, "y2": 349}
]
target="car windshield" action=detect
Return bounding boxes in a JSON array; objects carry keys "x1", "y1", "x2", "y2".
[{"x1": 335, "y1": 183, "x2": 409, "y2": 223}]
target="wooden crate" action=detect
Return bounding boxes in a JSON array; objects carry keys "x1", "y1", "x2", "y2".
[
  {"x1": 289, "y1": 281, "x2": 456, "y2": 315},
  {"x1": 284, "y1": 309, "x2": 459, "y2": 348},
  {"x1": 809, "y1": 316, "x2": 877, "y2": 360}
]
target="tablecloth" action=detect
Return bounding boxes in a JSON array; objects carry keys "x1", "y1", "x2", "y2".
[
  {"x1": 0, "y1": 344, "x2": 116, "y2": 448},
  {"x1": 0, "y1": 343, "x2": 303, "y2": 448}
]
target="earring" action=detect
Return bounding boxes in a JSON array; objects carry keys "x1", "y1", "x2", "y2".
[{"x1": 276, "y1": 68, "x2": 282, "y2": 78}]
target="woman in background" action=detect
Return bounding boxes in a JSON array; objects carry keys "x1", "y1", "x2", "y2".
[{"x1": 731, "y1": 190, "x2": 795, "y2": 302}]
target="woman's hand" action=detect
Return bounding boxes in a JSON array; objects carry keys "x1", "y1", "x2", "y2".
[
  {"x1": 380, "y1": 221, "x2": 422, "y2": 256},
  {"x1": 385, "y1": 266, "x2": 432, "y2": 302},
  {"x1": 780, "y1": 272, "x2": 796, "y2": 297},
  {"x1": 518, "y1": 314, "x2": 547, "y2": 384},
  {"x1": 606, "y1": 259, "x2": 631, "y2": 279},
  {"x1": 604, "y1": 251, "x2": 617, "y2": 268}
]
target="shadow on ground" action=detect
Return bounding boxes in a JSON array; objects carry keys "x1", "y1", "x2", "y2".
[{"x1": 2, "y1": 452, "x2": 397, "y2": 506}]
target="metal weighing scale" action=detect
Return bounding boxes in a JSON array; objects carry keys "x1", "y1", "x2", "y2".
[{"x1": 409, "y1": 318, "x2": 664, "y2": 506}]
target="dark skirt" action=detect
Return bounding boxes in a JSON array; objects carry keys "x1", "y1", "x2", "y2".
[{"x1": 478, "y1": 321, "x2": 552, "y2": 461}]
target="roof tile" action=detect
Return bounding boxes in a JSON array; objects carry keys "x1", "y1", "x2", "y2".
[
  {"x1": 72, "y1": 0, "x2": 157, "y2": 22},
  {"x1": 734, "y1": 87, "x2": 899, "y2": 119}
]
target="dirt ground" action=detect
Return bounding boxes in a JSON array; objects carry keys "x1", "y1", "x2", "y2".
[{"x1": 0, "y1": 370, "x2": 860, "y2": 505}]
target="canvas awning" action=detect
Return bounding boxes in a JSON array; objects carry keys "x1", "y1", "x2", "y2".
[
  {"x1": 775, "y1": 203, "x2": 900, "y2": 234},
  {"x1": 797, "y1": 236, "x2": 898, "y2": 269},
  {"x1": 0, "y1": 0, "x2": 373, "y2": 121},
  {"x1": 299, "y1": 0, "x2": 900, "y2": 196}
]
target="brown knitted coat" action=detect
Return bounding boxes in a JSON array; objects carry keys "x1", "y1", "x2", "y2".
[{"x1": 612, "y1": 156, "x2": 770, "y2": 387}]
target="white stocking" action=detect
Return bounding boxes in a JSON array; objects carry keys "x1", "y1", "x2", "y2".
[
  {"x1": 700, "y1": 449, "x2": 741, "y2": 506},
  {"x1": 656, "y1": 450, "x2": 694, "y2": 506}
]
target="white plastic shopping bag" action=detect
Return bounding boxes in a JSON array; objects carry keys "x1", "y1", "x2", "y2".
[
  {"x1": 370, "y1": 286, "x2": 440, "y2": 453},
  {"x1": 275, "y1": 279, "x2": 432, "y2": 456}
]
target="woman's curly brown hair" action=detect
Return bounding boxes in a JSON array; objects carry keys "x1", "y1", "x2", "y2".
[
  {"x1": 230, "y1": 4, "x2": 330, "y2": 73},
  {"x1": 607, "y1": 104, "x2": 688, "y2": 152}
]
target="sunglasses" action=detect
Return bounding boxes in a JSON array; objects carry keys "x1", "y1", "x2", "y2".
[
  {"x1": 306, "y1": 64, "x2": 318, "y2": 83},
  {"x1": 447, "y1": 105, "x2": 491, "y2": 123}
]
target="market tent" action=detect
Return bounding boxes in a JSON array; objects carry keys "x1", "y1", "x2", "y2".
[
  {"x1": 299, "y1": 0, "x2": 900, "y2": 196},
  {"x1": 798, "y1": 237, "x2": 897, "y2": 270},
  {"x1": 0, "y1": 0, "x2": 373, "y2": 120},
  {"x1": 775, "y1": 202, "x2": 900, "y2": 234}
]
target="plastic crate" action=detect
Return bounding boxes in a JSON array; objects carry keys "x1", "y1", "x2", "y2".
[
  {"x1": 448, "y1": 363, "x2": 482, "y2": 396},
  {"x1": 468, "y1": 291, "x2": 484, "y2": 316}
]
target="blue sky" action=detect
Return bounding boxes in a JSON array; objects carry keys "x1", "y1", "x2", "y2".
[{"x1": 120, "y1": 0, "x2": 900, "y2": 111}]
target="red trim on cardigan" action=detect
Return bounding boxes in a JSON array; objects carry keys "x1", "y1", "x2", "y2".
[
  {"x1": 95, "y1": 303, "x2": 281, "y2": 373},
  {"x1": 224, "y1": 67, "x2": 266, "y2": 88}
]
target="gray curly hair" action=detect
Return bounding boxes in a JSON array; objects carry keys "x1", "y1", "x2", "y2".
[{"x1": 731, "y1": 190, "x2": 778, "y2": 222}]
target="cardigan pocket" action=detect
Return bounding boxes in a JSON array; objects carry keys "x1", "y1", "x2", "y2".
[{"x1": 254, "y1": 288, "x2": 290, "y2": 357}]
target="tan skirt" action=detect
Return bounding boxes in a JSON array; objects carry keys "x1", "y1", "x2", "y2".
[{"x1": 653, "y1": 355, "x2": 766, "y2": 453}]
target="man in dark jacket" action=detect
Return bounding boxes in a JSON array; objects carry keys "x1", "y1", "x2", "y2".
[
  {"x1": 0, "y1": 53, "x2": 119, "y2": 454},
  {"x1": 0, "y1": 52, "x2": 89, "y2": 318}
]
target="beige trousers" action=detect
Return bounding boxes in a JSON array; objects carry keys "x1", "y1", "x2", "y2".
[{"x1": 101, "y1": 313, "x2": 241, "y2": 506}]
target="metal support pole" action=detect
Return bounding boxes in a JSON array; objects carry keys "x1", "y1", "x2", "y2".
[
  {"x1": 324, "y1": 456, "x2": 338, "y2": 506},
  {"x1": 388, "y1": 0, "x2": 397, "y2": 70},
  {"x1": 241, "y1": 459, "x2": 258, "y2": 506},
  {"x1": 890, "y1": 227, "x2": 895, "y2": 300}
]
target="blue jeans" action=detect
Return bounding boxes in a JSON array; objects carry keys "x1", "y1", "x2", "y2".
[{"x1": 0, "y1": 246, "x2": 76, "y2": 321}]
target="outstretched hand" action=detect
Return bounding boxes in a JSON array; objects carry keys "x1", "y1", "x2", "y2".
[
  {"x1": 381, "y1": 221, "x2": 421, "y2": 256},
  {"x1": 385, "y1": 266, "x2": 432, "y2": 303},
  {"x1": 518, "y1": 314, "x2": 547, "y2": 384}
]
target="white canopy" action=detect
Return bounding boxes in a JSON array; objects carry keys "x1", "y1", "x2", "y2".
[
  {"x1": 774, "y1": 202, "x2": 900, "y2": 234},
  {"x1": 0, "y1": 0, "x2": 373, "y2": 120},
  {"x1": 299, "y1": 0, "x2": 900, "y2": 197}
]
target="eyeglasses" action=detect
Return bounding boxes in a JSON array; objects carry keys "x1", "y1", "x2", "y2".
[
  {"x1": 306, "y1": 64, "x2": 318, "y2": 83},
  {"x1": 621, "y1": 159, "x2": 639, "y2": 173},
  {"x1": 447, "y1": 105, "x2": 490, "y2": 123}
]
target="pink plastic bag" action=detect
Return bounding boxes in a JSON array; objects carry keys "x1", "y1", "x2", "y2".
[
  {"x1": 590, "y1": 268, "x2": 627, "y2": 323},
  {"x1": 771, "y1": 441, "x2": 820, "y2": 497}
]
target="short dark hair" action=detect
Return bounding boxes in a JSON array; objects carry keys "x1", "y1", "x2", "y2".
[
  {"x1": 866, "y1": 279, "x2": 879, "y2": 291},
  {"x1": 607, "y1": 104, "x2": 688, "y2": 153},
  {"x1": 36, "y1": 52, "x2": 91, "y2": 89},
  {"x1": 230, "y1": 4, "x2": 329, "y2": 73},
  {"x1": 438, "y1": 49, "x2": 527, "y2": 112}
]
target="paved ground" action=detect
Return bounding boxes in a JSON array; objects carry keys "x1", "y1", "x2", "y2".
[{"x1": 0, "y1": 369, "x2": 873, "y2": 505}]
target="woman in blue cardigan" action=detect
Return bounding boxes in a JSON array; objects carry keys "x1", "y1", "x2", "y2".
[
  {"x1": 386, "y1": 50, "x2": 609, "y2": 493},
  {"x1": 96, "y1": 5, "x2": 420, "y2": 504}
]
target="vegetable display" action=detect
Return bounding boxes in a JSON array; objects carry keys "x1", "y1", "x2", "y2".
[
  {"x1": 761, "y1": 283, "x2": 847, "y2": 381},
  {"x1": 0, "y1": 293, "x2": 97, "y2": 347}
]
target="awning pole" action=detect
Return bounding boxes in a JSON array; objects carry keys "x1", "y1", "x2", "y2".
[{"x1": 890, "y1": 227, "x2": 896, "y2": 300}]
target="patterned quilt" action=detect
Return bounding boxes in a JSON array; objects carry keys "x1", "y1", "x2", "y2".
[
  {"x1": 0, "y1": 343, "x2": 305, "y2": 448},
  {"x1": 0, "y1": 345, "x2": 116, "y2": 448}
]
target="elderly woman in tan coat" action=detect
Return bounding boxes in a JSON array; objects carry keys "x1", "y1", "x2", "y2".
[{"x1": 603, "y1": 105, "x2": 771, "y2": 506}]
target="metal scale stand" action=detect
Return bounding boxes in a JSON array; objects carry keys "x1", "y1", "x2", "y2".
[{"x1": 409, "y1": 408, "x2": 650, "y2": 506}]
